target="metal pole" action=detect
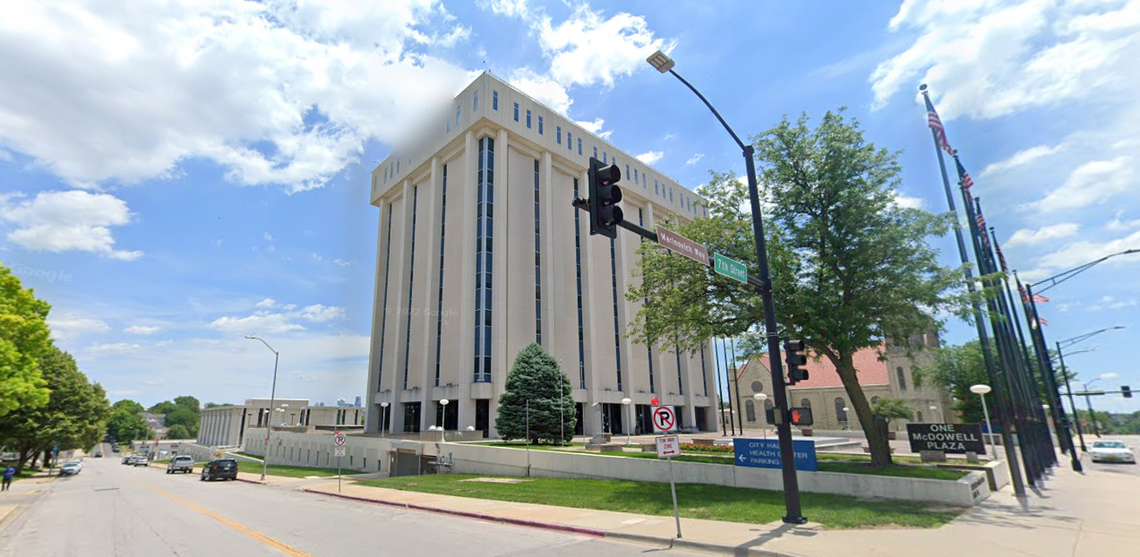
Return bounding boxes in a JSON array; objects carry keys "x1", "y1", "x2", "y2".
[
  {"x1": 1084, "y1": 391, "x2": 1101, "y2": 437},
  {"x1": 262, "y1": 349, "x2": 279, "y2": 482},
  {"x1": 1056, "y1": 346, "x2": 1087, "y2": 452},
  {"x1": 730, "y1": 338, "x2": 744, "y2": 436},
  {"x1": 979, "y1": 394, "x2": 997, "y2": 458},
  {"x1": 721, "y1": 339, "x2": 736, "y2": 436},
  {"x1": 717, "y1": 339, "x2": 728, "y2": 436},
  {"x1": 669, "y1": 457, "x2": 682, "y2": 539}
]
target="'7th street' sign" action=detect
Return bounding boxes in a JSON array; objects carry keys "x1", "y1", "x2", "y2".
[{"x1": 713, "y1": 253, "x2": 747, "y2": 284}]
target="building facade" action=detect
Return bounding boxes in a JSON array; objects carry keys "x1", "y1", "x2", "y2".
[
  {"x1": 197, "y1": 398, "x2": 364, "y2": 447},
  {"x1": 366, "y1": 72, "x2": 719, "y2": 439},
  {"x1": 729, "y1": 333, "x2": 954, "y2": 432}
]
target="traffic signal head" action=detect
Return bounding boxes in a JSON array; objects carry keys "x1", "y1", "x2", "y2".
[
  {"x1": 588, "y1": 157, "x2": 623, "y2": 238},
  {"x1": 784, "y1": 339, "x2": 808, "y2": 385},
  {"x1": 1124, "y1": 385, "x2": 1133, "y2": 399}
]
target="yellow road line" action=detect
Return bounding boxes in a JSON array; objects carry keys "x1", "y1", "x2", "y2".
[{"x1": 148, "y1": 486, "x2": 314, "y2": 557}]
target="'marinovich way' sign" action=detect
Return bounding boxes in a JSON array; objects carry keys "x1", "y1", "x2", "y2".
[{"x1": 906, "y1": 423, "x2": 986, "y2": 454}]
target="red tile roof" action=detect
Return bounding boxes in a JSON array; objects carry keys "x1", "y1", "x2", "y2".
[{"x1": 741, "y1": 346, "x2": 890, "y2": 389}]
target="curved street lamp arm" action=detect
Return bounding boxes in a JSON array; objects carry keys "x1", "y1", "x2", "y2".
[
  {"x1": 667, "y1": 69, "x2": 747, "y2": 152},
  {"x1": 1031, "y1": 249, "x2": 1140, "y2": 294},
  {"x1": 245, "y1": 335, "x2": 278, "y2": 354},
  {"x1": 1057, "y1": 326, "x2": 1126, "y2": 350}
]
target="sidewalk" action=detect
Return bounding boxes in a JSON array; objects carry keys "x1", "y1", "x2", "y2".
[{"x1": 303, "y1": 456, "x2": 1140, "y2": 557}]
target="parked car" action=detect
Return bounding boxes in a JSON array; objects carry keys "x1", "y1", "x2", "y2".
[
  {"x1": 167, "y1": 455, "x2": 195, "y2": 474},
  {"x1": 1090, "y1": 440, "x2": 1136, "y2": 464},
  {"x1": 59, "y1": 460, "x2": 82, "y2": 476},
  {"x1": 200, "y1": 458, "x2": 239, "y2": 481},
  {"x1": 93, "y1": 452, "x2": 103, "y2": 458},
  {"x1": 122, "y1": 455, "x2": 134, "y2": 465},
  {"x1": 133, "y1": 455, "x2": 149, "y2": 467},
  {"x1": 111, "y1": 445, "x2": 121, "y2": 453}
]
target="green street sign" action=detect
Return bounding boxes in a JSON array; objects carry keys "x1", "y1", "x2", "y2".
[{"x1": 713, "y1": 253, "x2": 747, "y2": 284}]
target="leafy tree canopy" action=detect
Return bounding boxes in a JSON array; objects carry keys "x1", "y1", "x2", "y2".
[
  {"x1": 871, "y1": 397, "x2": 915, "y2": 424},
  {"x1": 112, "y1": 399, "x2": 145, "y2": 415},
  {"x1": 0, "y1": 262, "x2": 53, "y2": 416},
  {"x1": 495, "y1": 343, "x2": 576, "y2": 444},
  {"x1": 106, "y1": 408, "x2": 150, "y2": 442},
  {"x1": 174, "y1": 396, "x2": 200, "y2": 411},
  {"x1": 627, "y1": 109, "x2": 962, "y2": 466},
  {"x1": 165, "y1": 424, "x2": 192, "y2": 440},
  {"x1": 913, "y1": 341, "x2": 989, "y2": 424}
]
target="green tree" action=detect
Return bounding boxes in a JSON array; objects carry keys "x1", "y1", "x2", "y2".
[
  {"x1": 913, "y1": 341, "x2": 988, "y2": 424},
  {"x1": 0, "y1": 262, "x2": 53, "y2": 417},
  {"x1": 0, "y1": 345, "x2": 110, "y2": 471},
  {"x1": 204, "y1": 402, "x2": 224, "y2": 408},
  {"x1": 165, "y1": 424, "x2": 192, "y2": 440},
  {"x1": 112, "y1": 399, "x2": 144, "y2": 415},
  {"x1": 871, "y1": 397, "x2": 915, "y2": 437},
  {"x1": 628, "y1": 110, "x2": 959, "y2": 467},
  {"x1": 174, "y1": 395, "x2": 200, "y2": 411},
  {"x1": 149, "y1": 401, "x2": 179, "y2": 415},
  {"x1": 164, "y1": 407, "x2": 199, "y2": 437},
  {"x1": 106, "y1": 408, "x2": 150, "y2": 442},
  {"x1": 495, "y1": 343, "x2": 576, "y2": 444}
]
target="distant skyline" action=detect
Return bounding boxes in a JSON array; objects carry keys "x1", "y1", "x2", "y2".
[{"x1": 2, "y1": 1, "x2": 1137, "y2": 412}]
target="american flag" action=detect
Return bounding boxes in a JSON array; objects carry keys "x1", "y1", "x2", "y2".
[
  {"x1": 1019, "y1": 284, "x2": 1029, "y2": 303},
  {"x1": 924, "y1": 95, "x2": 954, "y2": 155},
  {"x1": 995, "y1": 243, "x2": 1009, "y2": 273},
  {"x1": 1038, "y1": 317, "x2": 1049, "y2": 326},
  {"x1": 1033, "y1": 294, "x2": 1049, "y2": 303},
  {"x1": 956, "y1": 158, "x2": 974, "y2": 190}
]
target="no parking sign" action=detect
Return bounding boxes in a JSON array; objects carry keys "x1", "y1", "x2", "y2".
[{"x1": 652, "y1": 405, "x2": 677, "y2": 433}]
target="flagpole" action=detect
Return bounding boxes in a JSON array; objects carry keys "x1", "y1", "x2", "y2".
[{"x1": 922, "y1": 85, "x2": 1026, "y2": 496}]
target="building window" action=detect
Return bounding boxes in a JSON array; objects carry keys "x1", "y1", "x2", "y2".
[
  {"x1": 474, "y1": 137, "x2": 495, "y2": 383},
  {"x1": 434, "y1": 165, "x2": 448, "y2": 387},
  {"x1": 473, "y1": 90, "x2": 479, "y2": 112},
  {"x1": 655, "y1": 180, "x2": 659, "y2": 195},
  {"x1": 593, "y1": 146, "x2": 598, "y2": 159},
  {"x1": 669, "y1": 187, "x2": 674, "y2": 202},
  {"x1": 557, "y1": 126, "x2": 562, "y2": 144},
  {"x1": 751, "y1": 381, "x2": 763, "y2": 393},
  {"x1": 577, "y1": 138, "x2": 582, "y2": 155},
  {"x1": 897, "y1": 367, "x2": 907, "y2": 391},
  {"x1": 456, "y1": 105, "x2": 461, "y2": 128},
  {"x1": 526, "y1": 109, "x2": 531, "y2": 128},
  {"x1": 871, "y1": 396, "x2": 881, "y2": 405},
  {"x1": 573, "y1": 178, "x2": 586, "y2": 389},
  {"x1": 376, "y1": 205, "x2": 394, "y2": 392},
  {"x1": 916, "y1": 411, "x2": 924, "y2": 423},
  {"x1": 492, "y1": 90, "x2": 498, "y2": 110},
  {"x1": 633, "y1": 168, "x2": 638, "y2": 182},
  {"x1": 699, "y1": 343, "x2": 708, "y2": 396},
  {"x1": 640, "y1": 208, "x2": 654, "y2": 394},
  {"x1": 534, "y1": 159, "x2": 542, "y2": 345},
  {"x1": 801, "y1": 398, "x2": 811, "y2": 409},
  {"x1": 610, "y1": 236, "x2": 623, "y2": 391},
  {"x1": 626, "y1": 164, "x2": 630, "y2": 181},
  {"x1": 567, "y1": 132, "x2": 572, "y2": 151},
  {"x1": 746, "y1": 399, "x2": 756, "y2": 422},
  {"x1": 674, "y1": 346, "x2": 683, "y2": 395},
  {"x1": 603, "y1": 152, "x2": 607, "y2": 164},
  {"x1": 835, "y1": 398, "x2": 848, "y2": 424},
  {"x1": 513, "y1": 102, "x2": 519, "y2": 122},
  {"x1": 396, "y1": 159, "x2": 400, "y2": 174},
  {"x1": 402, "y1": 185, "x2": 419, "y2": 390},
  {"x1": 538, "y1": 116, "x2": 543, "y2": 135}
]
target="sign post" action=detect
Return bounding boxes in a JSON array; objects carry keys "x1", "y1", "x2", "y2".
[
  {"x1": 333, "y1": 431, "x2": 347, "y2": 492},
  {"x1": 655, "y1": 435, "x2": 683, "y2": 539}
]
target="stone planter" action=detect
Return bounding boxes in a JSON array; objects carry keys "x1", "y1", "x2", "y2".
[{"x1": 800, "y1": 428, "x2": 813, "y2": 436}]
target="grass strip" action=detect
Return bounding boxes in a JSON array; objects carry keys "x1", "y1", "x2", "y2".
[
  {"x1": 235, "y1": 461, "x2": 341, "y2": 478},
  {"x1": 357, "y1": 474, "x2": 962, "y2": 529}
]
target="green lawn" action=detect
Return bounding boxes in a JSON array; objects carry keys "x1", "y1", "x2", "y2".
[
  {"x1": 235, "y1": 461, "x2": 341, "y2": 478},
  {"x1": 358, "y1": 474, "x2": 962, "y2": 529}
]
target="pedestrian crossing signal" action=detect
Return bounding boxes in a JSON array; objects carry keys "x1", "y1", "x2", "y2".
[{"x1": 789, "y1": 407, "x2": 813, "y2": 427}]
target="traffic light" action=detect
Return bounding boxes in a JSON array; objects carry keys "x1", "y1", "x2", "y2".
[
  {"x1": 588, "y1": 157, "x2": 623, "y2": 238},
  {"x1": 1124, "y1": 386, "x2": 1133, "y2": 399},
  {"x1": 784, "y1": 339, "x2": 808, "y2": 385}
]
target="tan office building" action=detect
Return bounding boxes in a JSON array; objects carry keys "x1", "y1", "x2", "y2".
[
  {"x1": 365, "y1": 72, "x2": 718, "y2": 438},
  {"x1": 197, "y1": 399, "x2": 364, "y2": 447}
]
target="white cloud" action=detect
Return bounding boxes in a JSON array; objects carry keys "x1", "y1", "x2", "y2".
[
  {"x1": 87, "y1": 342, "x2": 144, "y2": 354},
  {"x1": 981, "y1": 144, "x2": 1065, "y2": 177},
  {"x1": 477, "y1": 0, "x2": 528, "y2": 18},
  {"x1": 125, "y1": 325, "x2": 161, "y2": 335},
  {"x1": 635, "y1": 150, "x2": 663, "y2": 165},
  {"x1": 509, "y1": 68, "x2": 572, "y2": 115},
  {"x1": 1032, "y1": 156, "x2": 1133, "y2": 212},
  {"x1": 1099, "y1": 372, "x2": 1121, "y2": 379},
  {"x1": 299, "y1": 304, "x2": 346, "y2": 322},
  {"x1": 1106, "y1": 212, "x2": 1140, "y2": 232},
  {"x1": 0, "y1": 147, "x2": 12, "y2": 161},
  {"x1": 1005, "y1": 223, "x2": 1080, "y2": 247},
  {"x1": 1035, "y1": 228, "x2": 1140, "y2": 272},
  {"x1": 0, "y1": 190, "x2": 142, "y2": 259},
  {"x1": 574, "y1": 118, "x2": 611, "y2": 140},
  {"x1": 263, "y1": 231, "x2": 275, "y2": 242},
  {"x1": 662, "y1": 132, "x2": 676, "y2": 141},
  {"x1": 685, "y1": 153, "x2": 705, "y2": 166},
  {"x1": 536, "y1": 6, "x2": 670, "y2": 89},
  {"x1": 209, "y1": 312, "x2": 307, "y2": 335},
  {"x1": 0, "y1": 0, "x2": 473, "y2": 192},
  {"x1": 47, "y1": 313, "x2": 111, "y2": 340},
  {"x1": 333, "y1": 259, "x2": 354, "y2": 267},
  {"x1": 893, "y1": 194, "x2": 925, "y2": 209},
  {"x1": 1089, "y1": 296, "x2": 1137, "y2": 311},
  {"x1": 255, "y1": 298, "x2": 277, "y2": 308}
]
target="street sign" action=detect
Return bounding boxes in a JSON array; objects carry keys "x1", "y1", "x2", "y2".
[
  {"x1": 906, "y1": 423, "x2": 986, "y2": 455},
  {"x1": 733, "y1": 438, "x2": 819, "y2": 471},
  {"x1": 656, "y1": 435, "x2": 681, "y2": 458},
  {"x1": 713, "y1": 253, "x2": 747, "y2": 284},
  {"x1": 656, "y1": 225, "x2": 709, "y2": 266},
  {"x1": 333, "y1": 432, "x2": 347, "y2": 446},
  {"x1": 334, "y1": 446, "x2": 346, "y2": 457},
  {"x1": 652, "y1": 405, "x2": 677, "y2": 433}
]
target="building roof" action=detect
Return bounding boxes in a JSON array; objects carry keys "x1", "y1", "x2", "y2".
[{"x1": 741, "y1": 346, "x2": 891, "y2": 390}]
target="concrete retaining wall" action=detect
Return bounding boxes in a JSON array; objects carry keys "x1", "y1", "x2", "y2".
[{"x1": 242, "y1": 428, "x2": 391, "y2": 474}]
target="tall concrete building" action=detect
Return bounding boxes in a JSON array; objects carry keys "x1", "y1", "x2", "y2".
[{"x1": 366, "y1": 72, "x2": 718, "y2": 438}]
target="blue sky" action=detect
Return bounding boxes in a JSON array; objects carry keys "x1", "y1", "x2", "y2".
[{"x1": 1, "y1": 0, "x2": 1138, "y2": 412}]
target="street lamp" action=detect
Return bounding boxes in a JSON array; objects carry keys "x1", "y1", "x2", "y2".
[
  {"x1": 648, "y1": 49, "x2": 806, "y2": 525},
  {"x1": 245, "y1": 335, "x2": 280, "y2": 482},
  {"x1": 621, "y1": 398, "x2": 633, "y2": 446},
  {"x1": 439, "y1": 399, "x2": 450, "y2": 442},
  {"x1": 929, "y1": 405, "x2": 938, "y2": 423},
  {"x1": 1057, "y1": 326, "x2": 1125, "y2": 453},
  {"x1": 842, "y1": 407, "x2": 850, "y2": 431},
  {"x1": 754, "y1": 393, "x2": 768, "y2": 438},
  {"x1": 970, "y1": 384, "x2": 997, "y2": 458},
  {"x1": 1081, "y1": 379, "x2": 1104, "y2": 438},
  {"x1": 380, "y1": 402, "x2": 390, "y2": 438}
]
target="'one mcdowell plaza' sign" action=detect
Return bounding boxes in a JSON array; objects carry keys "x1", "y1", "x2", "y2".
[{"x1": 906, "y1": 423, "x2": 986, "y2": 454}]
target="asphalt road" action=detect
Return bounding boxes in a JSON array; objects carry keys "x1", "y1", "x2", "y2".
[{"x1": 0, "y1": 454, "x2": 704, "y2": 557}]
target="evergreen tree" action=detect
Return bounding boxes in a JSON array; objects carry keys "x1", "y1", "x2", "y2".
[{"x1": 495, "y1": 343, "x2": 576, "y2": 444}]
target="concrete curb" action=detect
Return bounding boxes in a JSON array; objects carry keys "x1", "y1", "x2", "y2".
[
  {"x1": 604, "y1": 531, "x2": 803, "y2": 557},
  {"x1": 301, "y1": 488, "x2": 606, "y2": 538}
]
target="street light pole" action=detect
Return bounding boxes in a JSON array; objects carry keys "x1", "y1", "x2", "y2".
[
  {"x1": 1082, "y1": 381, "x2": 1102, "y2": 438},
  {"x1": 1056, "y1": 344, "x2": 1087, "y2": 453},
  {"x1": 754, "y1": 393, "x2": 768, "y2": 438},
  {"x1": 380, "y1": 402, "x2": 390, "y2": 438},
  {"x1": 970, "y1": 385, "x2": 998, "y2": 458},
  {"x1": 621, "y1": 398, "x2": 633, "y2": 445},
  {"x1": 245, "y1": 335, "x2": 279, "y2": 482},
  {"x1": 648, "y1": 49, "x2": 806, "y2": 525}
]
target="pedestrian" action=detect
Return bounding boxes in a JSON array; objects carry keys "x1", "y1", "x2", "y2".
[{"x1": 2, "y1": 466, "x2": 15, "y2": 491}]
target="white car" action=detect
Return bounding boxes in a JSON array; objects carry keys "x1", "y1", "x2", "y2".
[
  {"x1": 60, "y1": 460, "x2": 83, "y2": 476},
  {"x1": 1089, "y1": 440, "x2": 1136, "y2": 464}
]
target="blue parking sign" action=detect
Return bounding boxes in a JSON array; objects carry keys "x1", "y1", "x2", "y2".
[{"x1": 733, "y1": 438, "x2": 818, "y2": 472}]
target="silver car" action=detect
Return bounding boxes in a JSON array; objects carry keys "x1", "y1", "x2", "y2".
[{"x1": 1089, "y1": 440, "x2": 1136, "y2": 464}]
